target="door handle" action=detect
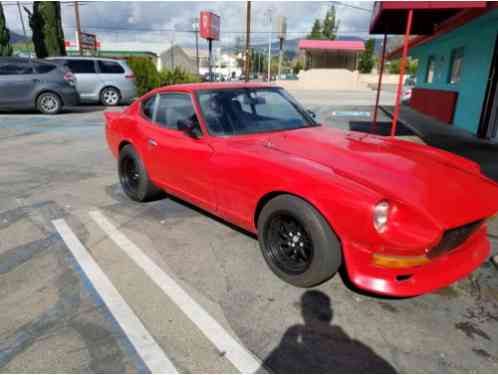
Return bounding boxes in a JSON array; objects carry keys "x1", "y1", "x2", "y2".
[{"x1": 148, "y1": 139, "x2": 158, "y2": 147}]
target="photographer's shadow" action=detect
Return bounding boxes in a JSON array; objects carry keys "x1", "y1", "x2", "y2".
[{"x1": 262, "y1": 291, "x2": 396, "y2": 373}]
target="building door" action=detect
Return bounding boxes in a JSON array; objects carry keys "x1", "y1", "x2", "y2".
[{"x1": 480, "y1": 34, "x2": 498, "y2": 140}]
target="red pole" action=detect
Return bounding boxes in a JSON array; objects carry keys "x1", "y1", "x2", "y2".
[
  {"x1": 372, "y1": 33, "x2": 387, "y2": 133},
  {"x1": 391, "y1": 9, "x2": 413, "y2": 137}
]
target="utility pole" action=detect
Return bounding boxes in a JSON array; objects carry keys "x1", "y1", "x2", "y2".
[
  {"x1": 74, "y1": 1, "x2": 82, "y2": 55},
  {"x1": 265, "y1": 8, "x2": 273, "y2": 82},
  {"x1": 192, "y1": 18, "x2": 200, "y2": 75},
  {"x1": 244, "y1": 1, "x2": 251, "y2": 82}
]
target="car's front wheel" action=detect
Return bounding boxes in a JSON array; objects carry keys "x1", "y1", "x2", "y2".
[
  {"x1": 37, "y1": 92, "x2": 62, "y2": 114},
  {"x1": 257, "y1": 194, "x2": 342, "y2": 287},
  {"x1": 118, "y1": 145, "x2": 163, "y2": 202}
]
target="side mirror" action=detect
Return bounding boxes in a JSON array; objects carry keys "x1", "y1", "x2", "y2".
[
  {"x1": 307, "y1": 109, "x2": 317, "y2": 119},
  {"x1": 178, "y1": 118, "x2": 202, "y2": 139}
]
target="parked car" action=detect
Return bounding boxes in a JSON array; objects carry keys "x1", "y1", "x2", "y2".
[
  {"x1": 0, "y1": 57, "x2": 78, "y2": 114},
  {"x1": 47, "y1": 56, "x2": 137, "y2": 106},
  {"x1": 104, "y1": 82, "x2": 498, "y2": 297},
  {"x1": 402, "y1": 75, "x2": 416, "y2": 103}
]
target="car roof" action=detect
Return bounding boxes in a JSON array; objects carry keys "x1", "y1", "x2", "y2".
[
  {"x1": 0, "y1": 57, "x2": 54, "y2": 65},
  {"x1": 155, "y1": 82, "x2": 278, "y2": 94},
  {"x1": 47, "y1": 56, "x2": 125, "y2": 63}
]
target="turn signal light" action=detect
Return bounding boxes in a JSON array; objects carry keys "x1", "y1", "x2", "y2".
[{"x1": 373, "y1": 253, "x2": 430, "y2": 269}]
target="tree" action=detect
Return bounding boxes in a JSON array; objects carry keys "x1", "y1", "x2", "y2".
[
  {"x1": 24, "y1": 1, "x2": 66, "y2": 58},
  {"x1": 358, "y1": 38, "x2": 375, "y2": 73},
  {"x1": 322, "y1": 5, "x2": 339, "y2": 40},
  {"x1": 0, "y1": 3, "x2": 13, "y2": 56},
  {"x1": 293, "y1": 60, "x2": 303, "y2": 75},
  {"x1": 308, "y1": 19, "x2": 322, "y2": 40}
]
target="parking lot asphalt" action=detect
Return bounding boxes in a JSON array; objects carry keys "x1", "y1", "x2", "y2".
[{"x1": 1, "y1": 96, "x2": 498, "y2": 373}]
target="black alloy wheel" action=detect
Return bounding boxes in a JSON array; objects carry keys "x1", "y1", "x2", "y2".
[
  {"x1": 120, "y1": 154, "x2": 141, "y2": 196},
  {"x1": 257, "y1": 194, "x2": 342, "y2": 288},
  {"x1": 265, "y1": 213, "x2": 314, "y2": 275},
  {"x1": 118, "y1": 144, "x2": 164, "y2": 202}
]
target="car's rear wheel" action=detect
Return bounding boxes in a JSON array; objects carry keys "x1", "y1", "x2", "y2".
[
  {"x1": 118, "y1": 145, "x2": 163, "y2": 202},
  {"x1": 257, "y1": 194, "x2": 342, "y2": 287},
  {"x1": 37, "y1": 92, "x2": 62, "y2": 114},
  {"x1": 101, "y1": 87, "x2": 121, "y2": 106}
]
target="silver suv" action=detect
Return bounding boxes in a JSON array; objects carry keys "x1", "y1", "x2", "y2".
[{"x1": 47, "y1": 57, "x2": 137, "y2": 106}]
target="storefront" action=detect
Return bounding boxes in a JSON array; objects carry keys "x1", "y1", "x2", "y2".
[
  {"x1": 298, "y1": 40, "x2": 365, "y2": 71},
  {"x1": 370, "y1": 2, "x2": 498, "y2": 139}
]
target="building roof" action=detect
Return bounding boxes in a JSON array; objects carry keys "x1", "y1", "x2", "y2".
[
  {"x1": 369, "y1": 1, "x2": 489, "y2": 34},
  {"x1": 384, "y1": 2, "x2": 498, "y2": 58},
  {"x1": 298, "y1": 40, "x2": 365, "y2": 52}
]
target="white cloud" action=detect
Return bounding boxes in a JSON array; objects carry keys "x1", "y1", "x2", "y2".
[{"x1": 2, "y1": 1, "x2": 374, "y2": 48}]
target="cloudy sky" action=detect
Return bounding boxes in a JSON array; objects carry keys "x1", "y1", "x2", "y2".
[{"x1": 3, "y1": 1, "x2": 374, "y2": 49}]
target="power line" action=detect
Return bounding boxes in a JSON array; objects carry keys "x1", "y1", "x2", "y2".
[{"x1": 332, "y1": 1, "x2": 372, "y2": 13}]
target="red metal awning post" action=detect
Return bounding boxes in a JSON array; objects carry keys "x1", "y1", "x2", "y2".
[
  {"x1": 390, "y1": 9, "x2": 414, "y2": 137},
  {"x1": 372, "y1": 33, "x2": 387, "y2": 133}
]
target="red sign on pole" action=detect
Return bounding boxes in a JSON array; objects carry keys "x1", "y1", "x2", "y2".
[{"x1": 200, "y1": 11, "x2": 220, "y2": 40}]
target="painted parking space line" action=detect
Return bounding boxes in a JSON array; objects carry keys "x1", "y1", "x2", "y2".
[
  {"x1": 89, "y1": 210, "x2": 263, "y2": 374},
  {"x1": 52, "y1": 218, "x2": 178, "y2": 374}
]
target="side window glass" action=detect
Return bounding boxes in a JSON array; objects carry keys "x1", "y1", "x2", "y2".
[
  {"x1": 0, "y1": 63, "x2": 33, "y2": 75},
  {"x1": 35, "y1": 64, "x2": 56, "y2": 74},
  {"x1": 67, "y1": 60, "x2": 96, "y2": 74},
  {"x1": 155, "y1": 93, "x2": 196, "y2": 130},
  {"x1": 142, "y1": 95, "x2": 157, "y2": 121},
  {"x1": 98, "y1": 60, "x2": 125, "y2": 74}
]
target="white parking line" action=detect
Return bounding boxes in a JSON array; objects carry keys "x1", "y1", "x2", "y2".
[
  {"x1": 52, "y1": 219, "x2": 178, "y2": 374},
  {"x1": 89, "y1": 210, "x2": 263, "y2": 374}
]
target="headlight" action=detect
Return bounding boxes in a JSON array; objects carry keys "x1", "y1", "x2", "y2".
[{"x1": 373, "y1": 201, "x2": 390, "y2": 233}]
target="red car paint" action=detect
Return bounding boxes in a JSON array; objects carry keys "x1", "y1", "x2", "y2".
[{"x1": 104, "y1": 82, "x2": 498, "y2": 297}]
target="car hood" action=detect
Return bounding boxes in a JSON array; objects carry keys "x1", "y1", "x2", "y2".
[{"x1": 266, "y1": 126, "x2": 498, "y2": 229}]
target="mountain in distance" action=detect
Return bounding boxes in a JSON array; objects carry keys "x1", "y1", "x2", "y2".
[{"x1": 10, "y1": 31, "x2": 30, "y2": 44}]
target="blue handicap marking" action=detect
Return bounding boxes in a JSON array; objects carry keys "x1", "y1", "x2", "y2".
[{"x1": 332, "y1": 111, "x2": 371, "y2": 117}]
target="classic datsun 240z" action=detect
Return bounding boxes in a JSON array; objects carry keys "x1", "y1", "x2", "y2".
[{"x1": 105, "y1": 82, "x2": 498, "y2": 297}]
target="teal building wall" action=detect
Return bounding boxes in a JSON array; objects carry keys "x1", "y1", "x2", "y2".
[{"x1": 410, "y1": 8, "x2": 498, "y2": 134}]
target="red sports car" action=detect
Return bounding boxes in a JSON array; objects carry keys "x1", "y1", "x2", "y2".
[{"x1": 104, "y1": 82, "x2": 498, "y2": 297}]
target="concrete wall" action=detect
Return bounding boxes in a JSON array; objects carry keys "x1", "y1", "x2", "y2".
[{"x1": 410, "y1": 9, "x2": 498, "y2": 134}]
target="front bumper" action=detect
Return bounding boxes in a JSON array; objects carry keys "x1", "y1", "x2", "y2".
[{"x1": 344, "y1": 225, "x2": 490, "y2": 297}]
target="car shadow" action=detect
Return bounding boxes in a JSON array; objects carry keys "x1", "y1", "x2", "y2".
[{"x1": 260, "y1": 290, "x2": 397, "y2": 373}]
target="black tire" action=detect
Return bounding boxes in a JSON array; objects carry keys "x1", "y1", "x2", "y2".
[
  {"x1": 257, "y1": 194, "x2": 342, "y2": 287},
  {"x1": 36, "y1": 92, "x2": 62, "y2": 114},
  {"x1": 100, "y1": 87, "x2": 121, "y2": 106},
  {"x1": 118, "y1": 145, "x2": 163, "y2": 202}
]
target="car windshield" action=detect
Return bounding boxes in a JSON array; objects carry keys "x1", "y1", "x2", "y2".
[{"x1": 197, "y1": 87, "x2": 317, "y2": 136}]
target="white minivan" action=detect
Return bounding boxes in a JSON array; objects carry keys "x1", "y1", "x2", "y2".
[{"x1": 48, "y1": 56, "x2": 137, "y2": 106}]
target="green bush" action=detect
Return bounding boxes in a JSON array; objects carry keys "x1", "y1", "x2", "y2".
[
  {"x1": 158, "y1": 67, "x2": 201, "y2": 86},
  {"x1": 387, "y1": 58, "x2": 418, "y2": 75},
  {"x1": 127, "y1": 57, "x2": 160, "y2": 96},
  {"x1": 126, "y1": 58, "x2": 201, "y2": 97}
]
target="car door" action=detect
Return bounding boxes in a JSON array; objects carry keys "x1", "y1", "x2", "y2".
[
  {"x1": 139, "y1": 92, "x2": 216, "y2": 211},
  {"x1": 0, "y1": 61, "x2": 36, "y2": 108},
  {"x1": 65, "y1": 59, "x2": 99, "y2": 101}
]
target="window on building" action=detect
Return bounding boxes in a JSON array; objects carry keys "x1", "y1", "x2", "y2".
[
  {"x1": 425, "y1": 56, "x2": 435, "y2": 83},
  {"x1": 448, "y1": 47, "x2": 464, "y2": 84}
]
